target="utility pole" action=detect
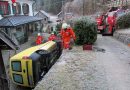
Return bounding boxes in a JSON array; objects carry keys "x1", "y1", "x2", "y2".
[
  {"x1": 62, "y1": 0, "x2": 64, "y2": 21},
  {"x1": 94, "y1": 0, "x2": 95, "y2": 12},
  {"x1": 83, "y1": 0, "x2": 85, "y2": 16}
]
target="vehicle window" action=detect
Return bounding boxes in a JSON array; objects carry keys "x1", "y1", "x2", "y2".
[
  {"x1": 12, "y1": 61, "x2": 22, "y2": 72},
  {"x1": 13, "y1": 73, "x2": 23, "y2": 84}
]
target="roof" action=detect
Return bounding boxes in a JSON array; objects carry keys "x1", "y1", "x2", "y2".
[
  {"x1": 57, "y1": 11, "x2": 63, "y2": 16},
  {"x1": 0, "y1": 31, "x2": 18, "y2": 50},
  {"x1": 36, "y1": 10, "x2": 50, "y2": 18},
  {"x1": 0, "y1": 15, "x2": 43, "y2": 27},
  {"x1": 50, "y1": 16, "x2": 58, "y2": 21}
]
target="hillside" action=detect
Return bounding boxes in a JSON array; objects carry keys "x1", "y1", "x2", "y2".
[{"x1": 33, "y1": 0, "x2": 129, "y2": 15}]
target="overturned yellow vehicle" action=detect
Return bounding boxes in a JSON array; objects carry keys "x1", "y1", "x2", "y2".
[{"x1": 10, "y1": 41, "x2": 63, "y2": 88}]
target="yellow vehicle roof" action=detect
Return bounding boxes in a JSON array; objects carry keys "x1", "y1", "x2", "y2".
[{"x1": 10, "y1": 41, "x2": 56, "y2": 60}]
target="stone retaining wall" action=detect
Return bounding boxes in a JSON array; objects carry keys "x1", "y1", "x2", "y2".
[{"x1": 113, "y1": 29, "x2": 130, "y2": 45}]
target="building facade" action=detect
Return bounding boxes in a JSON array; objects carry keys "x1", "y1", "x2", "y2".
[
  {"x1": 0, "y1": 0, "x2": 43, "y2": 45},
  {"x1": 35, "y1": 10, "x2": 50, "y2": 24},
  {"x1": 0, "y1": 0, "x2": 34, "y2": 19}
]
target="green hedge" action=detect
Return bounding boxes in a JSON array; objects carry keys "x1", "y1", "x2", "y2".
[
  {"x1": 56, "y1": 23, "x2": 62, "y2": 32},
  {"x1": 116, "y1": 12, "x2": 130, "y2": 29},
  {"x1": 73, "y1": 17, "x2": 97, "y2": 45}
]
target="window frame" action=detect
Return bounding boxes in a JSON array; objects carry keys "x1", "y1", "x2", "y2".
[
  {"x1": 12, "y1": 2, "x2": 21, "y2": 15},
  {"x1": 13, "y1": 73, "x2": 23, "y2": 84},
  {"x1": 0, "y1": 1, "x2": 10, "y2": 15},
  {"x1": 11, "y1": 61, "x2": 22, "y2": 72},
  {"x1": 22, "y1": 3, "x2": 29, "y2": 15}
]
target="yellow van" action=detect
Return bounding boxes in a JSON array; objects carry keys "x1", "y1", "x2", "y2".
[{"x1": 10, "y1": 41, "x2": 62, "y2": 88}]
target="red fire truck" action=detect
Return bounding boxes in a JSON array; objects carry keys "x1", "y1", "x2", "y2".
[
  {"x1": 96, "y1": 13, "x2": 105, "y2": 34},
  {"x1": 96, "y1": 7, "x2": 118, "y2": 36}
]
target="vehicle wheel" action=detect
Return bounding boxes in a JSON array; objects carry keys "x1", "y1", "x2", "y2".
[
  {"x1": 57, "y1": 49, "x2": 62, "y2": 59},
  {"x1": 45, "y1": 57, "x2": 50, "y2": 71},
  {"x1": 100, "y1": 29, "x2": 104, "y2": 34},
  {"x1": 102, "y1": 26, "x2": 109, "y2": 36},
  {"x1": 35, "y1": 62, "x2": 41, "y2": 82},
  {"x1": 111, "y1": 27, "x2": 115, "y2": 36}
]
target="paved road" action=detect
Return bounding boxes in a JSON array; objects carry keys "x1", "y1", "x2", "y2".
[
  {"x1": 97, "y1": 35, "x2": 130, "y2": 90},
  {"x1": 34, "y1": 35, "x2": 130, "y2": 90}
]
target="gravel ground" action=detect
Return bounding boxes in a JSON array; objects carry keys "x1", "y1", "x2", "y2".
[
  {"x1": 34, "y1": 47, "x2": 108, "y2": 90},
  {"x1": 34, "y1": 35, "x2": 130, "y2": 90}
]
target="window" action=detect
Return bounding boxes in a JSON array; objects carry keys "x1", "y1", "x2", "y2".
[
  {"x1": 12, "y1": 2, "x2": 21, "y2": 14},
  {"x1": 0, "y1": 1, "x2": 10, "y2": 15},
  {"x1": 22, "y1": 3, "x2": 29, "y2": 15},
  {"x1": 12, "y1": 61, "x2": 22, "y2": 72},
  {"x1": 44, "y1": 18, "x2": 47, "y2": 21},
  {"x1": 13, "y1": 74, "x2": 23, "y2": 84}
]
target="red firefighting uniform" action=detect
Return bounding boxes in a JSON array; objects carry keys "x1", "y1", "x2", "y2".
[
  {"x1": 36, "y1": 36, "x2": 43, "y2": 45},
  {"x1": 107, "y1": 12, "x2": 116, "y2": 33},
  {"x1": 60, "y1": 27, "x2": 76, "y2": 49},
  {"x1": 96, "y1": 15, "x2": 104, "y2": 26},
  {"x1": 48, "y1": 34, "x2": 57, "y2": 41}
]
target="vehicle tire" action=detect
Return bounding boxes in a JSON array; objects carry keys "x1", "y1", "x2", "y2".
[
  {"x1": 35, "y1": 62, "x2": 41, "y2": 82},
  {"x1": 100, "y1": 29, "x2": 104, "y2": 34},
  {"x1": 111, "y1": 27, "x2": 115, "y2": 36},
  {"x1": 57, "y1": 49, "x2": 62, "y2": 59}
]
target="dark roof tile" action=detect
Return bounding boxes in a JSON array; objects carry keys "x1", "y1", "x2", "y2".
[{"x1": 0, "y1": 15, "x2": 43, "y2": 27}]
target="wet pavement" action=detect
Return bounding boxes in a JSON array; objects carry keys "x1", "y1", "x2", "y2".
[
  {"x1": 96, "y1": 35, "x2": 130, "y2": 90},
  {"x1": 34, "y1": 35, "x2": 130, "y2": 90}
]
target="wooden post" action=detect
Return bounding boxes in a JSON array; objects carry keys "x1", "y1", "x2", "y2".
[
  {"x1": 0, "y1": 50, "x2": 9, "y2": 90},
  {"x1": 0, "y1": 50, "x2": 6, "y2": 77}
]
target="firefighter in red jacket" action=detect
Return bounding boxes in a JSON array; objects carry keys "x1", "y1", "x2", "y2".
[
  {"x1": 48, "y1": 32, "x2": 57, "y2": 41},
  {"x1": 36, "y1": 33, "x2": 43, "y2": 45},
  {"x1": 107, "y1": 11, "x2": 116, "y2": 33},
  {"x1": 60, "y1": 23, "x2": 76, "y2": 50}
]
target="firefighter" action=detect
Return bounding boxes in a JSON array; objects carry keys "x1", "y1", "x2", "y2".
[
  {"x1": 36, "y1": 33, "x2": 43, "y2": 45},
  {"x1": 60, "y1": 23, "x2": 76, "y2": 50},
  {"x1": 48, "y1": 32, "x2": 57, "y2": 41},
  {"x1": 107, "y1": 11, "x2": 116, "y2": 34},
  {"x1": 67, "y1": 24, "x2": 76, "y2": 39}
]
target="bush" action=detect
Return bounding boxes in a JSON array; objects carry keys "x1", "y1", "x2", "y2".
[
  {"x1": 56, "y1": 23, "x2": 62, "y2": 32},
  {"x1": 73, "y1": 17, "x2": 97, "y2": 45},
  {"x1": 116, "y1": 12, "x2": 130, "y2": 29}
]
